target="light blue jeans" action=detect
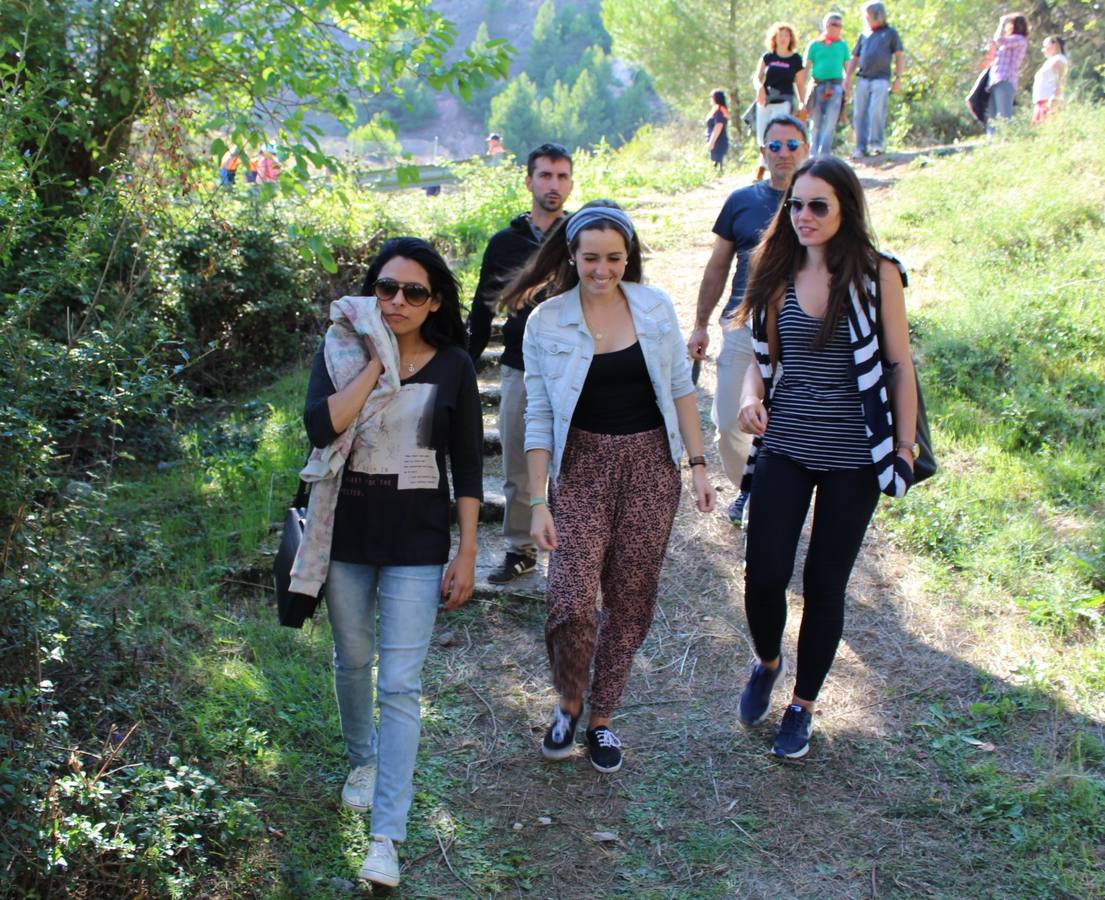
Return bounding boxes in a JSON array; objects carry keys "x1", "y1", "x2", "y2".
[
  {"x1": 326, "y1": 560, "x2": 442, "y2": 842},
  {"x1": 810, "y1": 83, "x2": 844, "y2": 157},
  {"x1": 987, "y1": 80, "x2": 1015, "y2": 136},
  {"x1": 853, "y1": 77, "x2": 890, "y2": 153}
]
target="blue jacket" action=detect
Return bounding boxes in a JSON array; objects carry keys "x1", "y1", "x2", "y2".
[{"x1": 522, "y1": 281, "x2": 694, "y2": 480}]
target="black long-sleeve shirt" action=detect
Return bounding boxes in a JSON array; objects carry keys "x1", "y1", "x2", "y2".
[
  {"x1": 303, "y1": 343, "x2": 483, "y2": 566},
  {"x1": 467, "y1": 212, "x2": 545, "y2": 370}
]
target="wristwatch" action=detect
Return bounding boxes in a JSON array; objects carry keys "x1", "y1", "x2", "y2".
[
  {"x1": 896, "y1": 441, "x2": 919, "y2": 460},
  {"x1": 687, "y1": 456, "x2": 707, "y2": 469}
]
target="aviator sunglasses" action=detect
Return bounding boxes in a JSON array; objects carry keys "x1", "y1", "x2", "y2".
[
  {"x1": 785, "y1": 198, "x2": 833, "y2": 218},
  {"x1": 767, "y1": 138, "x2": 803, "y2": 152},
  {"x1": 373, "y1": 277, "x2": 433, "y2": 305}
]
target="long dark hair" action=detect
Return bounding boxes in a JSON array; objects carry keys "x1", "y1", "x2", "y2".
[
  {"x1": 360, "y1": 237, "x2": 466, "y2": 349},
  {"x1": 711, "y1": 89, "x2": 729, "y2": 116},
  {"x1": 500, "y1": 199, "x2": 644, "y2": 312},
  {"x1": 1009, "y1": 13, "x2": 1028, "y2": 37},
  {"x1": 738, "y1": 156, "x2": 878, "y2": 348}
]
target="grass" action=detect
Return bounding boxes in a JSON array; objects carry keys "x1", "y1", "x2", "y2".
[{"x1": 874, "y1": 105, "x2": 1105, "y2": 663}]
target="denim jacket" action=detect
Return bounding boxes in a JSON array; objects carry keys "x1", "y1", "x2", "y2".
[{"x1": 522, "y1": 281, "x2": 694, "y2": 480}]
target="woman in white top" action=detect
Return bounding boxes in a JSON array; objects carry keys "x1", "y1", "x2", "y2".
[{"x1": 1031, "y1": 35, "x2": 1069, "y2": 125}]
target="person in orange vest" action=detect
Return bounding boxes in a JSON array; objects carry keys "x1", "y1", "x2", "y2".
[{"x1": 218, "y1": 147, "x2": 242, "y2": 186}]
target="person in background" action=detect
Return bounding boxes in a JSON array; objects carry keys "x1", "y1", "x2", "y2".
[
  {"x1": 258, "y1": 146, "x2": 281, "y2": 183},
  {"x1": 706, "y1": 89, "x2": 731, "y2": 173},
  {"x1": 218, "y1": 147, "x2": 241, "y2": 187},
  {"x1": 468, "y1": 143, "x2": 574, "y2": 585},
  {"x1": 803, "y1": 12, "x2": 851, "y2": 157},
  {"x1": 734, "y1": 157, "x2": 917, "y2": 759},
  {"x1": 844, "y1": 2, "x2": 904, "y2": 158},
  {"x1": 511, "y1": 201, "x2": 716, "y2": 774},
  {"x1": 300, "y1": 238, "x2": 483, "y2": 888},
  {"x1": 987, "y1": 12, "x2": 1029, "y2": 134},
  {"x1": 752, "y1": 23, "x2": 806, "y2": 180},
  {"x1": 486, "y1": 132, "x2": 505, "y2": 156},
  {"x1": 244, "y1": 155, "x2": 259, "y2": 186},
  {"x1": 1031, "y1": 35, "x2": 1068, "y2": 125},
  {"x1": 688, "y1": 115, "x2": 810, "y2": 528}
]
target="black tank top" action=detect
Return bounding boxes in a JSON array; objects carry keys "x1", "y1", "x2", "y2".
[{"x1": 571, "y1": 341, "x2": 664, "y2": 435}]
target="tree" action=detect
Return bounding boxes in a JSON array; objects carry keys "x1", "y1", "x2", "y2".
[
  {"x1": 488, "y1": 75, "x2": 544, "y2": 156},
  {"x1": 1, "y1": 0, "x2": 512, "y2": 200}
]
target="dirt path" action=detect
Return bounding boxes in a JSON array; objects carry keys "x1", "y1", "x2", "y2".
[{"x1": 403, "y1": 150, "x2": 1091, "y2": 898}]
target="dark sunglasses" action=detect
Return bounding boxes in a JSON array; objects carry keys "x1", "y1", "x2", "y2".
[
  {"x1": 785, "y1": 198, "x2": 833, "y2": 217},
  {"x1": 767, "y1": 138, "x2": 804, "y2": 152},
  {"x1": 373, "y1": 278, "x2": 433, "y2": 306}
]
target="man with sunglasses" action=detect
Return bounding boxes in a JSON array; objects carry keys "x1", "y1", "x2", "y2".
[
  {"x1": 467, "y1": 142, "x2": 574, "y2": 584},
  {"x1": 688, "y1": 115, "x2": 809, "y2": 528}
]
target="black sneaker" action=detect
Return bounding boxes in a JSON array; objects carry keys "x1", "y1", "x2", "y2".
[
  {"x1": 541, "y1": 706, "x2": 579, "y2": 760},
  {"x1": 586, "y1": 727, "x2": 623, "y2": 773},
  {"x1": 772, "y1": 704, "x2": 814, "y2": 759},
  {"x1": 738, "y1": 658, "x2": 786, "y2": 726},
  {"x1": 487, "y1": 551, "x2": 537, "y2": 584}
]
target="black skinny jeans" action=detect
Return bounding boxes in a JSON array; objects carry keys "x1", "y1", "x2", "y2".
[{"x1": 744, "y1": 451, "x2": 881, "y2": 702}]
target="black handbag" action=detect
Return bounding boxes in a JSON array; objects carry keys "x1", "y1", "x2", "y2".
[
  {"x1": 273, "y1": 478, "x2": 322, "y2": 627},
  {"x1": 874, "y1": 266, "x2": 937, "y2": 484}
]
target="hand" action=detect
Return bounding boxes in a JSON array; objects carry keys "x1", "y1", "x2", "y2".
[
  {"x1": 686, "y1": 326, "x2": 710, "y2": 362},
  {"x1": 737, "y1": 397, "x2": 768, "y2": 435},
  {"x1": 691, "y1": 467, "x2": 716, "y2": 513},
  {"x1": 440, "y1": 547, "x2": 476, "y2": 611},
  {"x1": 891, "y1": 77, "x2": 902, "y2": 94},
  {"x1": 896, "y1": 447, "x2": 915, "y2": 471},
  {"x1": 530, "y1": 504, "x2": 558, "y2": 552},
  {"x1": 756, "y1": 88, "x2": 767, "y2": 105}
]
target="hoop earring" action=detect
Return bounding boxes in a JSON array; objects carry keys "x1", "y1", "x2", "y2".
[{"x1": 568, "y1": 259, "x2": 575, "y2": 266}]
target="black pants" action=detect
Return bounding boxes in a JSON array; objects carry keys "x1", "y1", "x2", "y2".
[{"x1": 744, "y1": 452, "x2": 880, "y2": 702}]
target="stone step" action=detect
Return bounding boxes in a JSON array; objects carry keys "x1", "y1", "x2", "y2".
[
  {"x1": 475, "y1": 349, "x2": 501, "y2": 373},
  {"x1": 478, "y1": 379, "x2": 501, "y2": 409},
  {"x1": 449, "y1": 469, "x2": 505, "y2": 524}
]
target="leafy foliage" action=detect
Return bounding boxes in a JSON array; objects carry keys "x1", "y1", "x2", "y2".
[{"x1": 485, "y1": 0, "x2": 654, "y2": 154}]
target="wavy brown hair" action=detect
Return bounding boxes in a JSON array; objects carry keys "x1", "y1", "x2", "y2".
[
  {"x1": 737, "y1": 156, "x2": 879, "y2": 349},
  {"x1": 499, "y1": 199, "x2": 644, "y2": 312}
]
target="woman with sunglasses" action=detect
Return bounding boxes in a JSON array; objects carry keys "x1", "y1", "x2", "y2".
[
  {"x1": 300, "y1": 237, "x2": 482, "y2": 888},
  {"x1": 734, "y1": 157, "x2": 917, "y2": 759},
  {"x1": 506, "y1": 200, "x2": 716, "y2": 774}
]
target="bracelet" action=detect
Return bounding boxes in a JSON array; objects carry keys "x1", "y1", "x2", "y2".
[
  {"x1": 687, "y1": 456, "x2": 707, "y2": 469},
  {"x1": 529, "y1": 496, "x2": 547, "y2": 507}
]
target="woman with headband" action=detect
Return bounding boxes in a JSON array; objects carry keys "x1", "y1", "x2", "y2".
[{"x1": 503, "y1": 200, "x2": 716, "y2": 774}]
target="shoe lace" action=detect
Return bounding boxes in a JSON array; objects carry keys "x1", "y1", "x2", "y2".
[
  {"x1": 550, "y1": 707, "x2": 573, "y2": 743},
  {"x1": 593, "y1": 728, "x2": 622, "y2": 749},
  {"x1": 348, "y1": 765, "x2": 374, "y2": 788}
]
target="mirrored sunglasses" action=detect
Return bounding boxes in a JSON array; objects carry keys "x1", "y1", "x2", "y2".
[
  {"x1": 785, "y1": 198, "x2": 833, "y2": 218},
  {"x1": 373, "y1": 278, "x2": 432, "y2": 305},
  {"x1": 767, "y1": 139, "x2": 804, "y2": 153}
]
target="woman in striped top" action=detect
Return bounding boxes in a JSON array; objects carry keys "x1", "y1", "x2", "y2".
[{"x1": 733, "y1": 156, "x2": 917, "y2": 759}]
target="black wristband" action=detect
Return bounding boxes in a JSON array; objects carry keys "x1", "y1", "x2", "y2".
[{"x1": 687, "y1": 456, "x2": 707, "y2": 469}]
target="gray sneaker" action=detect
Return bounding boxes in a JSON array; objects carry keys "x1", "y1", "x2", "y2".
[
  {"x1": 341, "y1": 764, "x2": 375, "y2": 813},
  {"x1": 359, "y1": 834, "x2": 400, "y2": 887}
]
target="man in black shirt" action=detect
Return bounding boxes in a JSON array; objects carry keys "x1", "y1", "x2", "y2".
[{"x1": 467, "y1": 143, "x2": 574, "y2": 583}]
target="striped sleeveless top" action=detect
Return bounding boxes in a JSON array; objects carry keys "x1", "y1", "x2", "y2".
[{"x1": 761, "y1": 284, "x2": 871, "y2": 470}]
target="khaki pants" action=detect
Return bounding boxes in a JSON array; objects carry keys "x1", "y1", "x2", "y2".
[
  {"x1": 712, "y1": 321, "x2": 756, "y2": 489},
  {"x1": 500, "y1": 364, "x2": 535, "y2": 554}
]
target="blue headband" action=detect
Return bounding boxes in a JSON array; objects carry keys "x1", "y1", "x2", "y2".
[{"x1": 564, "y1": 207, "x2": 635, "y2": 245}]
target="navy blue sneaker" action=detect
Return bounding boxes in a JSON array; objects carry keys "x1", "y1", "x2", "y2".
[
  {"x1": 738, "y1": 658, "x2": 786, "y2": 726},
  {"x1": 726, "y1": 491, "x2": 751, "y2": 528},
  {"x1": 772, "y1": 704, "x2": 814, "y2": 759}
]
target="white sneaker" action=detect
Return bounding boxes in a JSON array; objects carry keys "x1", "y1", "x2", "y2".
[
  {"x1": 359, "y1": 834, "x2": 400, "y2": 887},
  {"x1": 340, "y1": 764, "x2": 375, "y2": 813}
]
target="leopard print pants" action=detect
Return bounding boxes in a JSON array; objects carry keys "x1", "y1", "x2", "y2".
[{"x1": 545, "y1": 426, "x2": 681, "y2": 718}]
